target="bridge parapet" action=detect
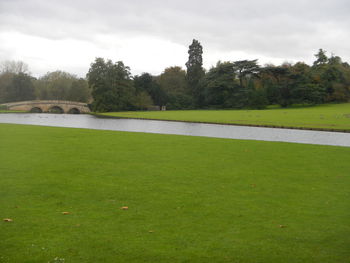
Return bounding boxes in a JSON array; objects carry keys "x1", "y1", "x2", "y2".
[{"x1": 2, "y1": 100, "x2": 91, "y2": 114}]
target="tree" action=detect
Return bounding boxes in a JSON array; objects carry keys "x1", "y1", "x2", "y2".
[
  {"x1": 203, "y1": 61, "x2": 246, "y2": 108},
  {"x1": 34, "y1": 71, "x2": 90, "y2": 102},
  {"x1": 68, "y1": 79, "x2": 91, "y2": 102},
  {"x1": 0, "y1": 60, "x2": 34, "y2": 103},
  {"x1": 36, "y1": 71, "x2": 75, "y2": 100},
  {"x1": 311, "y1": 50, "x2": 350, "y2": 102},
  {"x1": 0, "y1": 60, "x2": 29, "y2": 74},
  {"x1": 87, "y1": 58, "x2": 134, "y2": 112},
  {"x1": 185, "y1": 39, "x2": 205, "y2": 107},
  {"x1": 0, "y1": 72, "x2": 13, "y2": 103},
  {"x1": 158, "y1": 66, "x2": 192, "y2": 109},
  {"x1": 261, "y1": 65, "x2": 291, "y2": 107},
  {"x1": 1, "y1": 73, "x2": 35, "y2": 102},
  {"x1": 132, "y1": 91, "x2": 153, "y2": 110},
  {"x1": 248, "y1": 88, "x2": 268, "y2": 109},
  {"x1": 289, "y1": 62, "x2": 326, "y2": 104},
  {"x1": 313, "y1": 49, "x2": 328, "y2": 66},
  {"x1": 261, "y1": 62, "x2": 327, "y2": 106},
  {"x1": 134, "y1": 73, "x2": 166, "y2": 106},
  {"x1": 233, "y1": 60, "x2": 260, "y2": 88},
  {"x1": 328, "y1": 54, "x2": 342, "y2": 65}
]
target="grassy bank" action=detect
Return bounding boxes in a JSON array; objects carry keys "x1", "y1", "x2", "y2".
[
  {"x1": 0, "y1": 110, "x2": 25, "y2": 113},
  {"x1": 1, "y1": 124, "x2": 349, "y2": 262},
  {"x1": 99, "y1": 103, "x2": 350, "y2": 132}
]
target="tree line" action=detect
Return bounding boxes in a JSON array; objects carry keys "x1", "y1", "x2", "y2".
[
  {"x1": 0, "y1": 62, "x2": 90, "y2": 104},
  {"x1": 1, "y1": 40, "x2": 350, "y2": 111}
]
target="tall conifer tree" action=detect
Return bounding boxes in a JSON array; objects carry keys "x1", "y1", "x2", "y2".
[{"x1": 186, "y1": 39, "x2": 205, "y2": 107}]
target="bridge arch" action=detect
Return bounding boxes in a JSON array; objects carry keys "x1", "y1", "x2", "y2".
[
  {"x1": 30, "y1": 107, "x2": 43, "y2": 113},
  {"x1": 68, "y1": 107, "x2": 80, "y2": 114},
  {"x1": 49, "y1": 106, "x2": 64, "y2": 114}
]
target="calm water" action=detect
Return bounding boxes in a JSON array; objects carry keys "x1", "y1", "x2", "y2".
[{"x1": 0, "y1": 113, "x2": 349, "y2": 147}]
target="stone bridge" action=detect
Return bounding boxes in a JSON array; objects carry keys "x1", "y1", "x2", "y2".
[{"x1": 2, "y1": 100, "x2": 91, "y2": 114}]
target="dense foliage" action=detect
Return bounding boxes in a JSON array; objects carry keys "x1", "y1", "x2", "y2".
[
  {"x1": 158, "y1": 66, "x2": 192, "y2": 109},
  {"x1": 1, "y1": 44, "x2": 349, "y2": 110},
  {"x1": 87, "y1": 58, "x2": 135, "y2": 112},
  {"x1": 35, "y1": 71, "x2": 90, "y2": 102},
  {"x1": 0, "y1": 72, "x2": 35, "y2": 103},
  {"x1": 0, "y1": 61, "x2": 91, "y2": 104}
]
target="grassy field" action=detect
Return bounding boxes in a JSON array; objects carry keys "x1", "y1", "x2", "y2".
[
  {"x1": 1, "y1": 124, "x2": 350, "y2": 262},
  {"x1": 99, "y1": 103, "x2": 350, "y2": 132},
  {"x1": 0, "y1": 110, "x2": 25, "y2": 113}
]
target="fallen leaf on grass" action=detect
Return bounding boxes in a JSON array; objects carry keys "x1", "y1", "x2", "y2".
[
  {"x1": 279, "y1": 225, "x2": 287, "y2": 228},
  {"x1": 120, "y1": 206, "x2": 129, "y2": 210},
  {"x1": 3, "y1": 218, "x2": 13, "y2": 222},
  {"x1": 62, "y1": 212, "x2": 70, "y2": 215}
]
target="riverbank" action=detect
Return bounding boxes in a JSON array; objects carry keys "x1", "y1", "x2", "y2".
[
  {"x1": 97, "y1": 103, "x2": 350, "y2": 133},
  {"x1": 1, "y1": 124, "x2": 350, "y2": 262},
  {"x1": 0, "y1": 110, "x2": 25, "y2": 113}
]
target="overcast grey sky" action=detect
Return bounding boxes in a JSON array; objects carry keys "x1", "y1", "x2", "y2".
[{"x1": 0, "y1": 0, "x2": 349, "y2": 77}]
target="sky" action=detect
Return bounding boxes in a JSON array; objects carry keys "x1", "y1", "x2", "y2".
[{"x1": 0, "y1": 0, "x2": 349, "y2": 77}]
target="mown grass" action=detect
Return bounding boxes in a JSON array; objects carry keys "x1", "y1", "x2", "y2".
[
  {"x1": 0, "y1": 110, "x2": 25, "y2": 113},
  {"x1": 0, "y1": 124, "x2": 349, "y2": 263},
  {"x1": 99, "y1": 103, "x2": 350, "y2": 132}
]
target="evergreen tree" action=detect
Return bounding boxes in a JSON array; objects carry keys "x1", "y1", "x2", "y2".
[
  {"x1": 185, "y1": 39, "x2": 205, "y2": 107},
  {"x1": 233, "y1": 60, "x2": 260, "y2": 88},
  {"x1": 203, "y1": 61, "x2": 246, "y2": 108},
  {"x1": 313, "y1": 49, "x2": 328, "y2": 66}
]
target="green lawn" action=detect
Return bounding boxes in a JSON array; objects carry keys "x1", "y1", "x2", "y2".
[
  {"x1": 1, "y1": 124, "x2": 349, "y2": 262},
  {"x1": 0, "y1": 110, "x2": 25, "y2": 113},
  {"x1": 99, "y1": 103, "x2": 350, "y2": 132}
]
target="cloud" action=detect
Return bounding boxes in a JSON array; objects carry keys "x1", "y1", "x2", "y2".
[{"x1": 0, "y1": 0, "x2": 349, "y2": 76}]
